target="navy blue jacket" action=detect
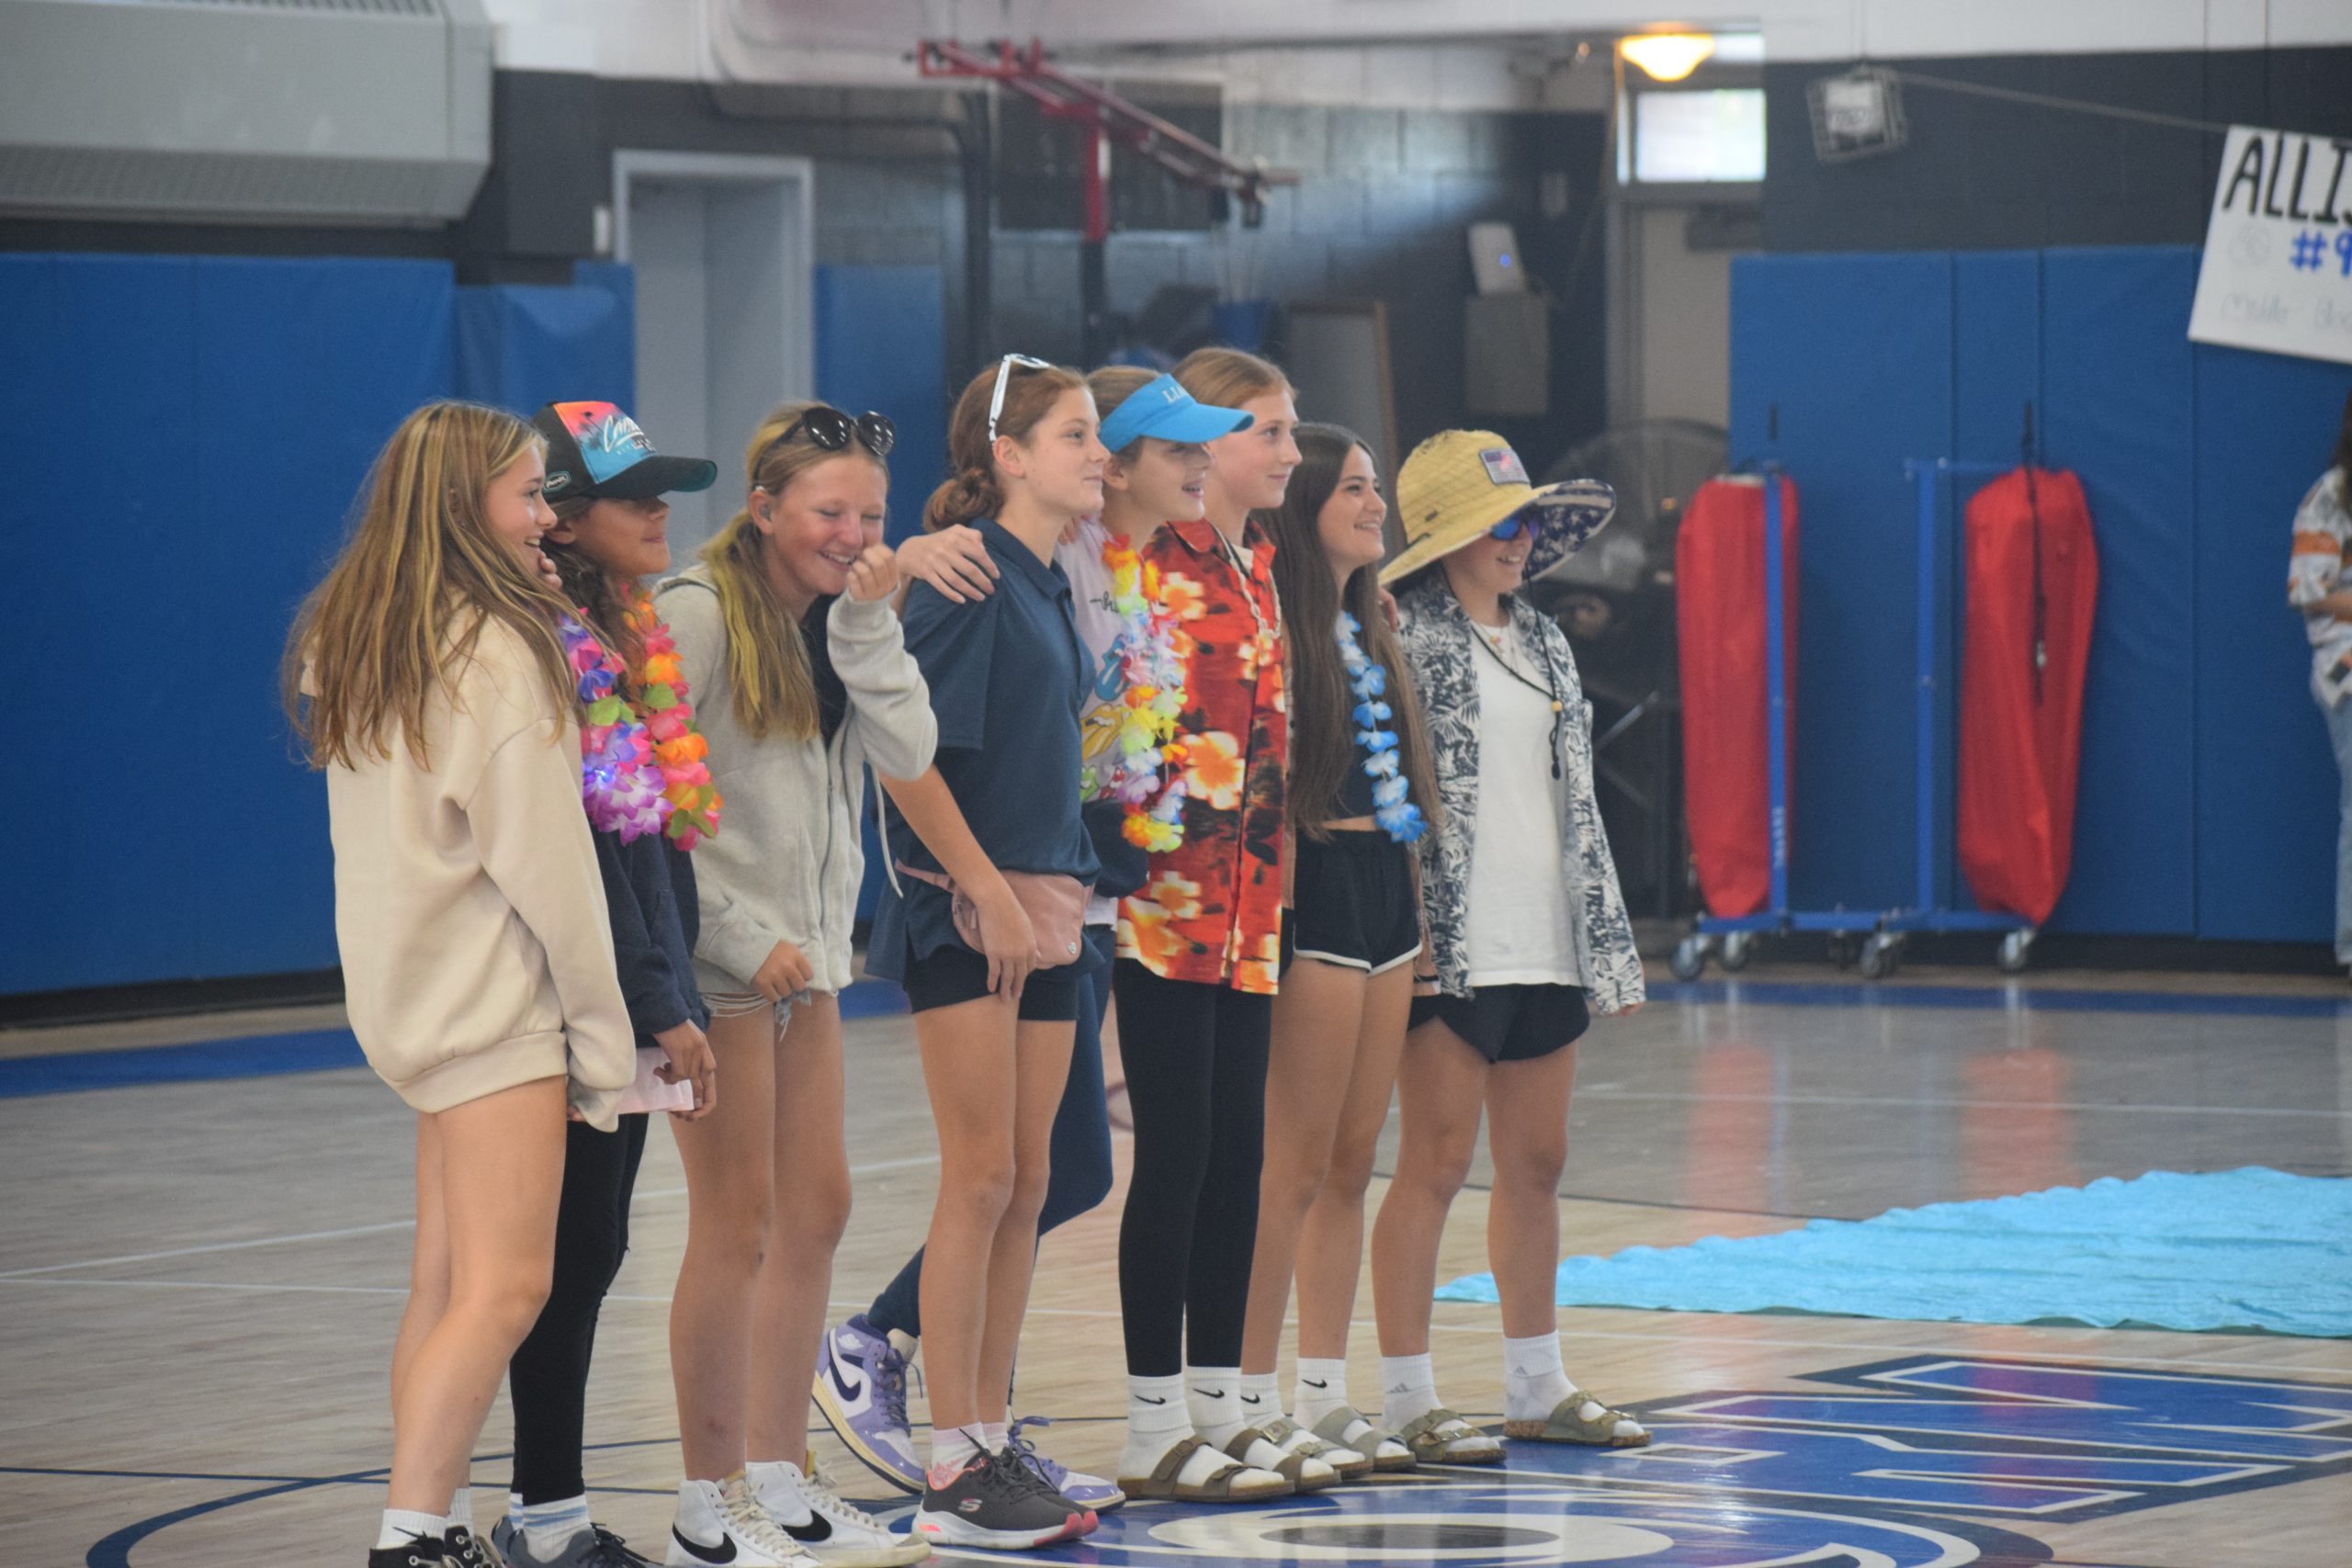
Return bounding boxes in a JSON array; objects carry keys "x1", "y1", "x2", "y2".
[{"x1": 594, "y1": 828, "x2": 707, "y2": 1045}]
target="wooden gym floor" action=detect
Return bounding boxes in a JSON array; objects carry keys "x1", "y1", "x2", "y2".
[{"x1": 2, "y1": 962, "x2": 2348, "y2": 1567}]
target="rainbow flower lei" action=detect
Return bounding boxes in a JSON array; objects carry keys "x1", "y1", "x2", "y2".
[
  {"x1": 619, "y1": 586, "x2": 722, "y2": 850},
  {"x1": 1096, "y1": 533, "x2": 1190, "y2": 853},
  {"x1": 1337, "y1": 610, "x2": 1427, "y2": 843},
  {"x1": 553, "y1": 591, "x2": 722, "y2": 849}
]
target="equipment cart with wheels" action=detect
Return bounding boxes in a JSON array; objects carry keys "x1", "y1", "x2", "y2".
[{"x1": 1671, "y1": 457, "x2": 2033, "y2": 981}]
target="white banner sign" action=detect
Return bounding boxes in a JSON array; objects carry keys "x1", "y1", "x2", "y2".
[{"x1": 2188, "y1": 126, "x2": 2352, "y2": 367}]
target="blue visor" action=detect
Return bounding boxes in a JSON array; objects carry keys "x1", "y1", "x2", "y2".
[{"x1": 1098, "y1": 373, "x2": 1254, "y2": 452}]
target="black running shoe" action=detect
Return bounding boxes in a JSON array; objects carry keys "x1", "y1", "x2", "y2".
[
  {"x1": 912, "y1": 1450, "x2": 1094, "y2": 1551},
  {"x1": 369, "y1": 1535, "x2": 446, "y2": 1567}
]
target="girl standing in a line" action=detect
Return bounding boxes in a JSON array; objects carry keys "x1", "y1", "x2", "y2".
[{"x1": 288, "y1": 401, "x2": 638, "y2": 1568}]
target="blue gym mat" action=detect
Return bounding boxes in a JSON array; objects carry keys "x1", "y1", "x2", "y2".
[{"x1": 1435, "y1": 1167, "x2": 2352, "y2": 1337}]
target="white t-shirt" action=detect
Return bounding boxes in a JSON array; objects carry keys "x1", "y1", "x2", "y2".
[{"x1": 1461, "y1": 619, "x2": 1583, "y2": 987}]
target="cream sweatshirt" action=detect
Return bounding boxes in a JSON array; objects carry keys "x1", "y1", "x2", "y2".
[
  {"x1": 325, "y1": 616, "x2": 638, "y2": 1131},
  {"x1": 657, "y1": 572, "x2": 936, "y2": 994}
]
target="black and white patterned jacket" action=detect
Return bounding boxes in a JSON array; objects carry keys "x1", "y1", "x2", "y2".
[{"x1": 1396, "y1": 574, "x2": 1645, "y2": 1014}]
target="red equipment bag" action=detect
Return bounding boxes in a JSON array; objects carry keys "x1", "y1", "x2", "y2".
[
  {"x1": 1957, "y1": 468, "x2": 2098, "y2": 925},
  {"x1": 1677, "y1": 474, "x2": 1800, "y2": 919}
]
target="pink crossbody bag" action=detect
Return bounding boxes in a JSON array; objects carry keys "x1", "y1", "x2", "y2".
[{"x1": 876, "y1": 788, "x2": 1089, "y2": 969}]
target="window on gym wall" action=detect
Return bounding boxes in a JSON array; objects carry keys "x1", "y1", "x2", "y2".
[
  {"x1": 1613, "y1": 31, "x2": 1765, "y2": 194},
  {"x1": 1626, "y1": 89, "x2": 1767, "y2": 184}
]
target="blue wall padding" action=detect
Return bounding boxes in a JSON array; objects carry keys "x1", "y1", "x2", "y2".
[
  {"x1": 1729, "y1": 254, "x2": 1954, "y2": 913},
  {"x1": 9, "y1": 254, "x2": 458, "y2": 995},
  {"x1": 2194, "y1": 342, "x2": 2347, "y2": 941},
  {"x1": 813, "y1": 265, "x2": 946, "y2": 547},
  {"x1": 454, "y1": 262, "x2": 635, "y2": 417},
  {"x1": 2041, "y1": 248, "x2": 2201, "y2": 934},
  {"x1": 812, "y1": 265, "x2": 947, "y2": 924},
  {"x1": 1729, "y1": 244, "x2": 2352, "y2": 942}
]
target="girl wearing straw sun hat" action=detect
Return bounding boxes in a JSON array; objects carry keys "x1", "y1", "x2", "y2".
[{"x1": 1366, "y1": 429, "x2": 1650, "y2": 1465}]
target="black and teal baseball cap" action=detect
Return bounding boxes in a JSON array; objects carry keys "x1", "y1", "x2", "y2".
[{"x1": 533, "y1": 400, "x2": 718, "y2": 502}]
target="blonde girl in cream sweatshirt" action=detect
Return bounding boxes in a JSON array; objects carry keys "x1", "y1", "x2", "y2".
[{"x1": 286, "y1": 400, "x2": 636, "y2": 1568}]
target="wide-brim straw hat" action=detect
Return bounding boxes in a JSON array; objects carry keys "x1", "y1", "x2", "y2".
[{"x1": 1381, "y1": 428, "x2": 1617, "y2": 585}]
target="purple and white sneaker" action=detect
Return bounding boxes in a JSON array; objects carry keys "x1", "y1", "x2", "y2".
[
  {"x1": 812, "y1": 1314, "x2": 924, "y2": 1495},
  {"x1": 1008, "y1": 1416, "x2": 1125, "y2": 1513}
]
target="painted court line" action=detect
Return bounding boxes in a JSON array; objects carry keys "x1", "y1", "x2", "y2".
[
  {"x1": 0, "y1": 1156, "x2": 937, "y2": 1279},
  {"x1": 4, "y1": 1273, "x2": 2335, "y2": 1382},
  {"x1": 1579, "y1": 1089, "x2": 2352, "y2": 1119}
]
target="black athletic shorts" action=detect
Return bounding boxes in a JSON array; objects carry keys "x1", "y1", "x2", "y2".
[
  {"x1": 1281, "y1": 828, "x2": 1421, "y2": 976},
  {"x1": 1409, "y1": 983, "x2": 1590, "y2": 1063},
  {"x1": 903, "y1": 943, "x2": 1085, "y2": 1021}
]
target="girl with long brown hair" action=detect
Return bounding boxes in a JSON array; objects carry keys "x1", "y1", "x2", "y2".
[
  {"x1": 652, "y1": 401, "x2": 935, "y2": 1568},
  {"x1": 866, "y1": 356, "x2": 1107, "y2": 1551},
  {"x1": 1239, "y1": 423, "x2": 1441, "y2": 1479},
  {"x1": 287, "y1": 401, "x2": 637, "y2": 1568}
]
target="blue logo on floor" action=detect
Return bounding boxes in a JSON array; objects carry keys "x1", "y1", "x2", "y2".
[{"x1": 957, "y1": 1356, "x2": 2352, "y2": 1567}]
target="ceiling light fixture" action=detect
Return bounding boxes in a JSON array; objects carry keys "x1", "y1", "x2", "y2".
[{"x1": 1620, "y1": 32, "x2": 1716, "y2": 83}]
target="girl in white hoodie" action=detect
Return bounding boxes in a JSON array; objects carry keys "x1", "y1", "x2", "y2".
[
  {"x1": 288, "y1": 401, "x2": 638, "y2": 1568},
  {"x1": 654, "y1": 402, "x2": 937, "y2": 1568}
]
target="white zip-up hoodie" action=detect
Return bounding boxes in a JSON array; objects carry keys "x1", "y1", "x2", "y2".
[
  {"x1": 326, "y1": 616, "x2": 638, "y2": 1130},
  {"x1": 657, "y1": 569, "x2": 937, "y2": 994}
]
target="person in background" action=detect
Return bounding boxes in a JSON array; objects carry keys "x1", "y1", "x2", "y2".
[
  {"x1": 2290, "y1": 392, "x2": 2352, "y2": 980},
  {"x1": 1367, "y1": 430, "x2": 1647, "y2": 1464}
]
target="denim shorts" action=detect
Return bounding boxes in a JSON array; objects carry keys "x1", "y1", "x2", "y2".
[{"x1": 690, "y1": 958, "x2": 807, "y2": 1028}]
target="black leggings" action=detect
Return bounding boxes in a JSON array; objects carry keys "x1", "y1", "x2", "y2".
[
  {"x1": 1112, "y1": 959, "x2": 1272, "y2": 1377},
  {"x1": 507, "y1": 1111, "x2": 650, "y2": 1505}
]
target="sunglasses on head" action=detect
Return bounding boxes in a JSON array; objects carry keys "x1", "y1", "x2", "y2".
[
  {"x1": 776, "y1": 405, "x2": 896, "y2": 459},
  {"x1": 987, "y1": 353, "x2": 1054, "y2": 443}
]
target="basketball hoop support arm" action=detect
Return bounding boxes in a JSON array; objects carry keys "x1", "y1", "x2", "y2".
[{"x1": 917, "y1": 38, "x2": 1298, "y2": 364}]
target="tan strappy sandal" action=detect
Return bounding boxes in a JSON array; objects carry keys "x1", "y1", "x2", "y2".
[
  {"x1": 1504, "y1": 1391, "x2": 1652, "y2": 1447},
  {"x1": 1117, "y1": 1434, "x2": 1293, "y2": 1502},
  {"x1": 1223, "y1": 1426, "x2": 1339, "y2": 1493},
  {"x1": 1393, "y1": 1407, "x2": 1505, "y2": 1465}
]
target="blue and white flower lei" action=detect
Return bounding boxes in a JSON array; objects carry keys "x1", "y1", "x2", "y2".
[{"x1": 1336, "y1": 610, "x2": 1428, "y2": 843}]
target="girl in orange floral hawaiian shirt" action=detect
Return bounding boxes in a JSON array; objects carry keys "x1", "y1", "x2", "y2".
[{"x1": 1112, "y1": 348, "x2": 1327, "y2": 1501}]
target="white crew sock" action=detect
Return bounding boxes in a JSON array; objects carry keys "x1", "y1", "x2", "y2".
[
  {"x1": 1501, "y1": 1332, "x2": 1576, "y2": 1422},
  {"x1": 1187, "y1": 1365, "x2": 1246, "y2": 1447},
  {"x1": 443, "y1": 1487, "x2": 472, "y2": 1534},
  {"x1": 1238, "y1": 1371, "x2": 1283, "y2": 1427},
  {"x1": 374, "y1": 1509, "x2": 444, "y2": 1551},
  {"x1": 514, "y1": 1495, "x2": 591, "y2": 1559},
  {"x1": 929, "y1": 1425, "x2": 985, "y2": 1487},
  {"x1": 1381, "y1": 1352, "x2": 1441, "y2": 1431},
  {"x1": 1293, "y1": 1356, "x2": 1350, "y2": 1427},
  {"x1": 1120, "y1": 1371, "x2": 1239, "y2": 1489},
  {"x1": 979, "y1": 1420, "x2": 1008, "y2": 1452}
]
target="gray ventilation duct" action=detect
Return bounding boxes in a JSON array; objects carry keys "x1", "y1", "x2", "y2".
[{"x1": 0, "y1": 0, "x2": 492, "y2": 227}]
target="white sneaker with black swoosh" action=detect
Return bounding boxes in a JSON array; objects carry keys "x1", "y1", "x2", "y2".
[
  {"x1": 665, "y1": 1476, "x2": 820, "y2": 1568},
  {"x1": 745, "y1": 1459, "x2": 929, "y2": 1566}
]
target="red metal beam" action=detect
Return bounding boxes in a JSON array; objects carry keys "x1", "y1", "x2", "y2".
[{"x1": 917, "y1": 37, "x2": 1296, "y2": 234}]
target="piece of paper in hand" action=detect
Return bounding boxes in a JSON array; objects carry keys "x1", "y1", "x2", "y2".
[{"x1": 615, "y1": 1045, "x2": 695, "y2": 1116}]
